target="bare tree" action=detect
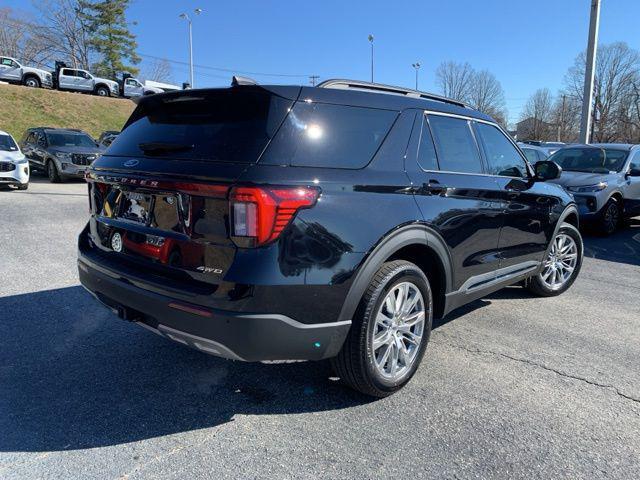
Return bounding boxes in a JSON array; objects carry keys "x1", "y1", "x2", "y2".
[
  {"x1": 467, "y1": 69, "x2": 507, "y2": 124},
  {"x1": 550, "y1": 93, "x2": 581, "y2": 142},
  {"x1": 0, "y1": 8, "x2": 54, "y2": 66},
  {"x1": 435, "y1": 61, "x2": 475, "y2": 102},
  {"x1": 519, "y1": 88, "x2": 554, "y2": 141},
  {"x1": 35, "y1": 0, "x2": 92, "y2": 69},
  {"x1": 141, "y1": 58, "x2": 173, "y2": 84},
  {"x1": 565, "y1": 42, "x2": 640, "y2": 142}
]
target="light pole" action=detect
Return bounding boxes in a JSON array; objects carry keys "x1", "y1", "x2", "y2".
[
  {"x1": 368, "y1": 34, "x2": 374, "y2": 83},
  {"x1": 579, "y1": 0, "x2": 601, "y2": 144},
  {"x1": 412, "y1": 62, "x2": 421, "y2": 90},
  {"x1": 179, "y1": 8, "x2": 203, "y2": 88}
]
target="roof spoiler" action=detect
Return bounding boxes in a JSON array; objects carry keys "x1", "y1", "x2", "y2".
[{"x1": 231, "y1": 75, "x2": 258, "y2": 87}]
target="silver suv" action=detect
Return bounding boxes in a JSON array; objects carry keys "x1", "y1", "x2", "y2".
[{"x1": 548, "y1": 144, "x2": 640, "y2": 234}]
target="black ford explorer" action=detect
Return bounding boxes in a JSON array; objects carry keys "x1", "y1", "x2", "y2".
[{"x1": 78, "y1": 79, "x2": 583, "y2": 397}]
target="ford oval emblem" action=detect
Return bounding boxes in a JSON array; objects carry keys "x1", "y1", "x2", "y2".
[{"x1": 123, "y1": 159, "x2": 139, "y2": 168}]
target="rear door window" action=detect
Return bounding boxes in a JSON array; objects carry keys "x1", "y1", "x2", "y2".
[
  {"x1": 107, "y1": 88, "x2": 293, "y2": 163},
  {"x1": 263, "y1": 102, "x2": 397, "y2": 169},
  {"x1": 475, "y1": 123, "x2": 529, "y2": 177},
  {"x1": 427, "y1": 115, "x2": 483, "y2": 174}
]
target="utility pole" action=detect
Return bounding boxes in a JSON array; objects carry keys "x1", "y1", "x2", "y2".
[
  {"x1": 412, "y1": 62, "x2": 421, "y2": 90},
  {"x1": 309, "y1": 75, "x2": 320, "y2": 86},
  {"x1": 558, "y1": 94, "x2": 567, "y2": 142},
  {"x1": 179, "y1": 8, "x2": 203, "y2": 88},
  {"x1": 368, "y1": 34, "x2": 374, "y2": 83},
  {"x1": 579, "y1": 0, "x2": 601, "y2": 144}
]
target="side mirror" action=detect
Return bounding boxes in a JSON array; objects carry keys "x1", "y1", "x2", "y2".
[
  {"x1": 534, "y1": 160, "x2": 562, "y2": 181},
  {"x1": 627, "y1": 167, "x2": 640, "y2": 177}
]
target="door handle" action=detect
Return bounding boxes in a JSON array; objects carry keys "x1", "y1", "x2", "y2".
[{"x1": 423, "y1": 181, "x2": 449, "y2": 196}]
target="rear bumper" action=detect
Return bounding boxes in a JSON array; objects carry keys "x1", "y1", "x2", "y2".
[{"x1": 78, "y1": 254, "x2": 351, "y2": 362}]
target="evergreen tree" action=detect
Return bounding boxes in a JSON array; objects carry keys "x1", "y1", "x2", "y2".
[{"x1": 79, "y1": 0, "x2": 140, "y2": 78}]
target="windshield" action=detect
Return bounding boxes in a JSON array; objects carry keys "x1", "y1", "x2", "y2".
[
  {"x1": 549, "y1": 147, "x2": 629, "y2": 173},
  {"x1": 0, "y1": 134, "x2": 18, "y2": 152},
  {"x1": 46, "y1": 132, "x2": 96, "y2": 148}
]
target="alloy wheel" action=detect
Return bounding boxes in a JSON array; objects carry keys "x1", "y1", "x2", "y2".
[
  {"x1": 540, "y1": 233, "x2": 578, "y2": 290},
  {"x1": 371, "y1": 282, "x2": 426, "y2": 380},
  {"x1": 604, "y1": 202, "x2": 619, "y2": 233}
]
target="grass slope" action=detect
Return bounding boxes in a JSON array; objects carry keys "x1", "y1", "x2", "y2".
[{"x1": 0, "y1": 83, "x2": 135, "y2": 140}]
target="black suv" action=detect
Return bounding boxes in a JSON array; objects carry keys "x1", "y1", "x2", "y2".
[
  {"x1": 78, "y1": 80, "x2": 583, "y2": 397},
  {"x1": 21, "y1": 127, "x2": 102, "y2": 182}
]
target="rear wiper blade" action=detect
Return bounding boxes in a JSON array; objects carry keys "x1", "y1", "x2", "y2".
[{"x1": 138, "y1": 142, "x2": 194, "y2": 154}]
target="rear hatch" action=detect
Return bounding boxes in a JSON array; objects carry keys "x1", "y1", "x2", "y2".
[{"x1": 83, "y1": 86, "x2": 300, "y2": 294}]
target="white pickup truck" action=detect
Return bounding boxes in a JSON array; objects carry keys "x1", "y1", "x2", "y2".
[
  {"x1": 0, "y1": 56, "x2": 53, "y2": 88},
  {"x1": 120, "y1": 75, "x2": 164, "y2": 98},
  {"x1": 54, "y1": 66, "x2": 120, "y2": 97}
]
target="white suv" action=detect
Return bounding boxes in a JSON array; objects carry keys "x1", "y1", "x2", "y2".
[{"x1": 0, "y1": 130, "x2": 29, "y2": 190}]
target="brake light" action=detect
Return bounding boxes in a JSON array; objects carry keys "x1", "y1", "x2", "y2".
[{"x1": 230, "y1": 186, "x2": 320, "y2": 246}]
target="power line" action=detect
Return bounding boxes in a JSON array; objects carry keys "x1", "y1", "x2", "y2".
[{"x1": 138, "y1": 53, "x2": 312, "y2": 79}]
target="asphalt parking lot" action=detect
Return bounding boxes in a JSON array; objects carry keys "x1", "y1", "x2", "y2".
[{"x1": 1, "y1": 178, "x2": 639, "y2": 479}]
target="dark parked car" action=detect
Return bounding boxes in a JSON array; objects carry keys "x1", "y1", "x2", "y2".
[
  {"x1": 20, "y1": 127, "x2": 102, "y2": 182},
  {"x1": 97, "y1": 130, "x2": 120, "y2": 148},
  {"x1": 78, "y1": 79, "x2": 583, "y2": 397}
]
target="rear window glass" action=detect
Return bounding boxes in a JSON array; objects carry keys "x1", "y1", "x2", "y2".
[
  {"x1": 107, "y1": 89, "x2": 293, "y2": 162},
  {"x1": 262, "y1": 102, "x2": 397, "y2": 169},
  {"x1": 427, "y1": 115, "x2": 483, "y2": 174}
]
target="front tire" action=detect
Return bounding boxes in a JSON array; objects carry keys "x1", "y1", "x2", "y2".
[
  {"x1": 331, "y1": 260, "x2": 433, "y2": 397},
  {"x1": 96, "y1": 86, "x2": 110, "y2": 97},
  {"x1": 47, "y1": 160, "x2": 62, "y2": 183},
  {"x1": 23, "y1": 76, "x2": 41, "y2": 88},
  {"x1": 526, "y1": 222, "x2": 583, "y2": 297},
  {"x1": 599, "y1": 198, "x2": 621, "y2": 235},
  {"x1": 17, "y1": 183, "x2": 29, "y2": 190}
]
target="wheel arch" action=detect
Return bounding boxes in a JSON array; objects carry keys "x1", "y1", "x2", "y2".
[
  {"x1": 337, "y1": 224, "x2": 453, "y2": 322},
  {"x1": 22, "y1": 73, "x2": 40, "y2": 84},
  {"x1": 94, "y1": 83, "x2": 110, "y2": 94}
]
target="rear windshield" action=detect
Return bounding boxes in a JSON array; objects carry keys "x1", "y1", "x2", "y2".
[
  {"x1": 262, "y1": 102, "x2": 397, "y2": 169},
  {"x1": 0, "y1": 134, "x2": 18, "y2": 151},
  {"x1": 107, "y1": 89, "x2": 293, "y2": 162}
]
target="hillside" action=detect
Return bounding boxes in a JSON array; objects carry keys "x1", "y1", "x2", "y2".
[{"x1": 0, "y1": 83, "x2": 135, "y2": 140}]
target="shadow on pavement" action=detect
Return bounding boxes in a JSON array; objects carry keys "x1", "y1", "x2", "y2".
[
  {"x1": 0, "y1": 286, "x2": 372, "y2": 453},
  {"x1": 582, "y1": 218, "x2": 640, "y2": 267}
]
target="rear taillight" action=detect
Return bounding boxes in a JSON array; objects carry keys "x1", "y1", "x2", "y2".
[{"x1": 230, "y1": 186, "x2": 320, "y2": 246}]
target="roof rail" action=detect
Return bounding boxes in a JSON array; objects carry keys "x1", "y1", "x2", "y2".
[{"x1": 316, "y1": 79, "x2": 469, "y2": 109}]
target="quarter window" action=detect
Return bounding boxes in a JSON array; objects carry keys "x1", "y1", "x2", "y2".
[
  {"x1": 416, "y1": 115, "x2": 439, "y2": 171},
  {"x1": 427, "y1": 115, "x2": 483, "y2": 174},
  {"x1": 476, "y1": 123, "x2": 528, "y2": 177}
]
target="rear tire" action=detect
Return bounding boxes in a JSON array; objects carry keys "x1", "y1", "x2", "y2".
[
  {"x1": 47, "y1": 160, "x2": 62, "y2": 183},
  {"x1": 526, "y1": 222, "x2": 583, "y2": 297},
  {"x1": 599, "y1": 198, "x2": 621, "y2": 235},
  {"x1": 331, "y1": 260, "x2": 433, "y2": 397}
]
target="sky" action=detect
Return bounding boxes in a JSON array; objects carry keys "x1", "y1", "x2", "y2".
[{"x1": 6, "y1": 0, "x2": 640, "y2": 125}]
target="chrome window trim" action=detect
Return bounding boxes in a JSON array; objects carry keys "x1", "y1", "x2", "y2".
[{"x1": 422, "y1": 110, "x2": 534, "y2": 179}]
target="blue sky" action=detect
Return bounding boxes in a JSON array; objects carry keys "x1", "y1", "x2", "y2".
[{"x1": 7, "y1": 0, "x2": 640, "y2": 125}]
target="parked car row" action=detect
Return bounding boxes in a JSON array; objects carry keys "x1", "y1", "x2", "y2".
[
  {"x1": 0, "y1": 55, "x2": 171, "y2": 98},
  {"x1": 0, "y1": 127, "x2": 118, "y2": 189}
]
